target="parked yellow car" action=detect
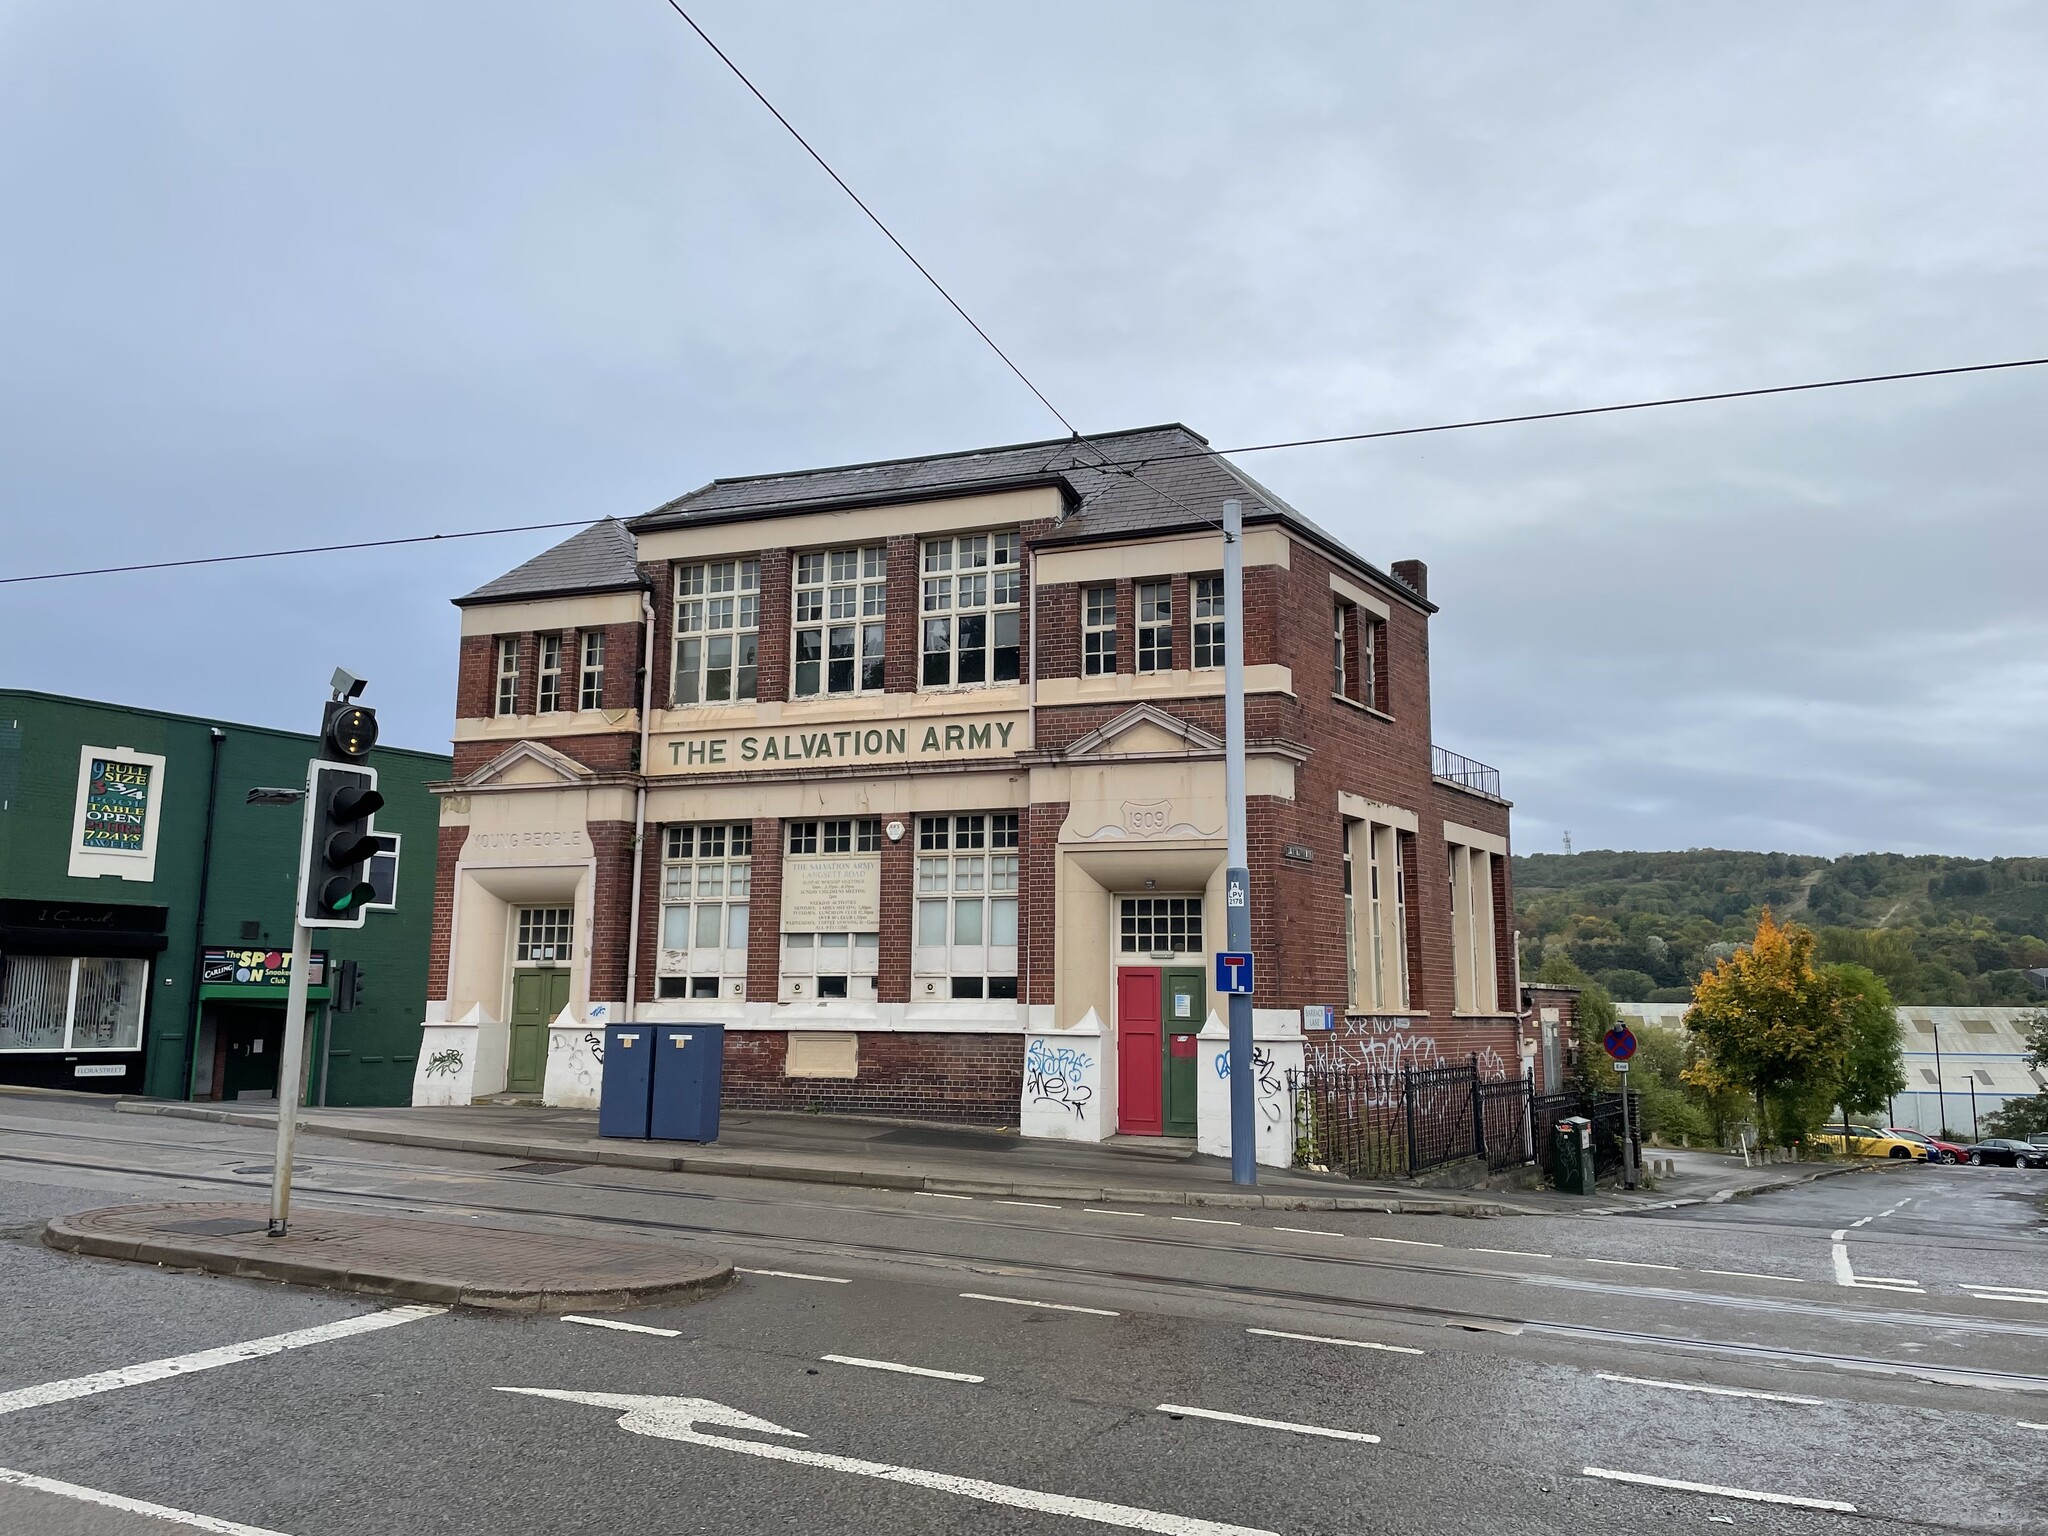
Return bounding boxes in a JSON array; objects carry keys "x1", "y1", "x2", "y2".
[{"x1": 1811, "y1": 1126, "x2": 1929, "y2": 1160}]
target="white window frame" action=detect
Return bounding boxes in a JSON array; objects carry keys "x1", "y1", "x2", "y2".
[
  {"x1": 921, "y1": 531, "x2": 1021, "y2": 689},
  {"x1": 914, "y1": 814, "x2": 1019, "y2": 1000},
  {"x1": 514, "y1": 906, "x2": 574, "y2": 966},
  {"x1": 495, "y1": 637, "x2": 519, "y2": 716},
  {"x1": 1192, "y1": 575, "x2": 1224, "y2": 670},
  {"x1": 578, "y1": 630, "x2": 605, "y2": 711},
  {"x1": 658, "y1": 823, "x2": 752, "y2": 1001},
  {"x1": 1082, "y1": 584, "x2": 1117, "y2": 676},
  {"x1": 779, "y1": 819, "x2": 882, "y2": 1002},
  {"x1": 1118, "y1": 896, "x2": 1204, "y2": 959},
  {"x1": 1447, "y1": 843, "x2": 1497, "y2": 1014},
  {"x1": 1136, "y1": 580, "x2": 1173, "y2": 674},
  {"x1": 536, "y1": 633, "x2": 564, "y2": 714},
  {"x1": 1333, "y1": 600, "x2": 1352, "y2": 699},
  {"x1": 673, "y1": 558, "x2": 761, "y2": 706},
  {"x1": 793, "y1": 546, "x2": 886, "y2": 698},
  {"x1": 0, "y1": 954, "x2": 148, "y2": 1053}
]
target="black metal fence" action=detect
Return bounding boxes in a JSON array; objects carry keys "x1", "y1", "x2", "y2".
[
  {"x1": 1532, "y1": 1088, "x2": 1641, "y2": 1181},
  {"x1": 1290, "y1": 1055, "x2": 1536, "y2": 1181}
]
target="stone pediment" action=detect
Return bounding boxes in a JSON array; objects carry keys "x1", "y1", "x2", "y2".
[
  {"x1": 1061, "y1": 704, "x2": 1222, "y2": 760},
  {"x1": 461, "y1": 739, "x2": 596, "y2": 789}
]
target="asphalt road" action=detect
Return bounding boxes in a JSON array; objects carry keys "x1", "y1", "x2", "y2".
[{"x1": 2, "y1": 1095, "x2": 2044, "y2": 1536}]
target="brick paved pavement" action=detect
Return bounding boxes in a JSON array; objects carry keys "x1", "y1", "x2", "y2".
[{"x1": 44, "y1": 1201, "x2": 732, "y2": 1311}]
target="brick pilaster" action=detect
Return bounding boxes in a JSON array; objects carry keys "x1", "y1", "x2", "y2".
[
  {"x1": 755, "y1": 549, "x2": 791, "y2": 704},
  {"x1": 877, "y1": 821, "x2": 913, "y2": 1002},
  {"x1": 884, "y1": 533, "x2": 920, "y2": 692},
  {"x1": 746, "y1": 817, "x2": 784, "y2": 999},
  {"x1": 1021, "y1": 801, "x2": 1065, "y2": 1005}
]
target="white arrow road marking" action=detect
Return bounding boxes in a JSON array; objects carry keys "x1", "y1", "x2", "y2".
[
  {"x1": 822, "y1": 1354, "x2": 984, "y2": 1382},
  {"x1": 960, "y1": 1293, "x2": 1120, "y2": 1316},
  {"x1": 561, "y1": 1315, "x2": 681, "y2": 1337},
  {"x1": 1156, "y1": 1404, "x2": 1378, "y2": 1443},
  {"x1": 1245, "y1": 1328, "x2": 1424, "y2": 1355},
  {"x1": 0, "y1": 1305, "x2": 442, "y2": 1417},
  {"x1": 1582, "y1": 1467, "x2": 1854, "y2": 1512},
  {"x1": 498, "y1": 1388, "x2": 1280, "y2": 1536},
  {"x1": 0, "y1": 1466, "x2": 294, "y2": 1535},
  {"x1": 1595, "y1": 1373, "x2": 1825, "y2": 1405}
]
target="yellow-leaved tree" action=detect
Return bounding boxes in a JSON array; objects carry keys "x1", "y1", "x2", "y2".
[{"x1": 1683, "y1": 911, "x2": 1850, "y2": 1147}]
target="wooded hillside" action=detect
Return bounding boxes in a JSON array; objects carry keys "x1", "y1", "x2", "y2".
[{"x1": 1512, "y1": 850, "x2": 2048, "y2": 1006}]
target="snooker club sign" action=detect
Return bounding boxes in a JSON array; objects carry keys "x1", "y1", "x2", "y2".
[{"x1": 659, "y1": 712, "x2": 1028, "y2": 773}]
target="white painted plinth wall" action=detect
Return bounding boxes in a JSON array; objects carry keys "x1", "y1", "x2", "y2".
[
  {"x1": 1018, "y1": 1010, "x2": 1107, "y2": 1141},
  {"x1": 542, "y1": 1003, "x2": 615, "y2": 1109},
  {"x1": 410, "y1": 1006, "x2": 506, "y2": 1107},
  {"x1": 1196, "y1": 1010, "x2": 1303, "y2": 1168}
]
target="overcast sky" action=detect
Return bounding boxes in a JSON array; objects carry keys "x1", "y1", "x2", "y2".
[{"x1": 3, "y1": 2, "x2": 2043, "y2": 858}]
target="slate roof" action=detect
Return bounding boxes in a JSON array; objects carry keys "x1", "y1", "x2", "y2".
[
  {"x1": 456, "y1": 517, "x2": 646, "y2": 607},
  {"x1": 627, "y1": 424, "x2": 1430, "y2": 608}
]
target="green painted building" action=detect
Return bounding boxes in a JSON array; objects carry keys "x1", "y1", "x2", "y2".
[{"x1": 0, "y1": 690, "x2": 447, "y2": 1105}]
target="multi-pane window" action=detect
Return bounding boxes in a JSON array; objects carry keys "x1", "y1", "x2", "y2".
[
  {"x1": 536, "y1": 633, "x2": 564, "y2": 713},
  {"x1": 922, "y1": 532, "x2": 1021, "y2": 687},
  {"x1": 1082, "y1": 585, "x2": 1117, "y2": 676},
  {"x1": 794, "y1": 546, "x2": 886, "y2": 697},
  {"x1": 915, "y1": 814, "x2": 1019, "y2": 1000},
  {"x1": 1349, "y1": 823, "x2": 1407, "y2": 1011},
  {"x1": 1192, "y1": 575, "x2": 1225, "y2": 669},
  {"x1": 1362, "y1": 614, "x2": 1380, "y2": 709},
  {"x1": 514, "y1": 907, "x2": 573, "y2": 964},
  {"x1": 781, "y1": 819, "x2": 882, "y2": 1001},
  {"x1": 1136, "y1": 581, "x2": 1172, "y2": 673},
  {"x1": 673, "y1": 559, "x2": 761, "y2": 705},
  {"x1": 578, "y1": 631, "x2": 605, "y2": 711},
  {"x1": 495, "y1": 637, "x2": 519, "y2": 716},
  {"x1": 658, "y1": 824, "x2": 751, "y2": 1000},
  {"x1": 1333, "y1": 602, "x2": 1351, "y2": 699},
  {"x1": 1447, "y1": 842, "x2": 1498, "y2": 1013},
  {"x1": 0, "y1": 955, "x2": 146, "y2": 1052},
  {"x1": 1119, "y1": 897, "x2": 1203, "y2": 956}
]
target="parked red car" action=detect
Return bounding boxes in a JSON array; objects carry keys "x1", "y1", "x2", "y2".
[{"x1": 1883, "y1": 1127, "x2": 1968, "y2": 1164}]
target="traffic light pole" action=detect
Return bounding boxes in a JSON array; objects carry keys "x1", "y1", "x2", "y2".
[
  {"x1": 268, "y1": 914, "x2": 314, "y2": 1235},
  {"x1": 1223, "y1": 497, "x2": 1255, "y2": 1186}
]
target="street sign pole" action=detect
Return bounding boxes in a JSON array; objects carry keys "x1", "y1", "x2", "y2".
[
  {"x1": 1616, "y1": 1059, "x2": 1636, "y2": 1190},
  {"x1": 1222, "y1": 497, "x2": 1254, "y2": 1186},
  {"x1": 269, "y1": 759, "x2": 317, "y2": 1236}
]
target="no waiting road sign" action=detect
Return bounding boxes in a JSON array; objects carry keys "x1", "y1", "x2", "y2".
[{"x1": 1602, "y1": 1026, "x2": 1637, "y2": 1062}]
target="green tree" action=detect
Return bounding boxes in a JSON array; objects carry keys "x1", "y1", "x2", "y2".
[
  {"x1": 1984, "y1": 1011, "x2": 2048, "y2": 1138},
  {"x1": 1826, "y1": 964, "x2": 1907, "y2": 1123},
  {"x1": 1684, "y1": 911, "x2": 1850, "y2": 1147}
]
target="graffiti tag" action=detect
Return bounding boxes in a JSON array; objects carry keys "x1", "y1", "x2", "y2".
[
  {"x1": 1024, "y1": 1039, "x2": 1094, "y2": 1118},
  {"x1": 424, "y1": 1048, "x2": 465, "y2": 1078}
]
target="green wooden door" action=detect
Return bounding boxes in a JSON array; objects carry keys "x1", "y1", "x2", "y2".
[
  {"x1": 1162, "y1": 967, "x2": 1204, "y2": 1137},
  {"x1": 508, "y1": 969, "x2": 569, "y2": 1095}
]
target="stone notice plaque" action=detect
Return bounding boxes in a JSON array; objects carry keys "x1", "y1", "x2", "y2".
[{"x1": 781, "y1": 857, "x2": 881, "y2": 930}]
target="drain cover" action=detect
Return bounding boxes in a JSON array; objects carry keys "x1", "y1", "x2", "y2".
[
  {"x1": 500, "y1": 1161, "x2": 578, "y2": 1175},
  {"x1": 163, "y1": 1217, "x2": 268, "y2": 1237}
]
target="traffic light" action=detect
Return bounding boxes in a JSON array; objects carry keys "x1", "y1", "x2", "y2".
[
  {"x1": 300, "y1": 763, "x2": 386, "y2": 927},
  {"x1": 332, "y1": 958, "x2": 365, "y2": 1013},
  {"x1": 322, "y1": 700, "x2": 378, "y2": 760}
]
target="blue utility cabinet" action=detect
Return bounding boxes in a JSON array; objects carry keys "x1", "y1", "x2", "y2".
[
  {"x1": 650, "y1": 1023, "x2": 723, "y2": 1142},
  {"x1": 597, "y1": 1024, "x2": 655, "y2": 1138}
]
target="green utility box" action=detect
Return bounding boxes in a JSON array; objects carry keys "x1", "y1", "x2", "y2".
[{"x1": 1552, "y1": 1116, "x2": 1596, "y2": 1195}]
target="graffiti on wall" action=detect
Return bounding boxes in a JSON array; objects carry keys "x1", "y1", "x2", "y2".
[
  {"x1": 1024, "y1": 1039, "x2": 1094, "y2": 1118},
  {"x1": 1211, "y1": 1043, "x2": 1286, "y2": 1124},
  {"x1": 424, "y1": 1048, "x2": 465, "y2": 1078}
]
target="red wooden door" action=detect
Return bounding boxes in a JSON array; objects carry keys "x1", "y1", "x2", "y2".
[{"x1": 1117, "y1": 967, "x2": 1163, "y2": 1135}]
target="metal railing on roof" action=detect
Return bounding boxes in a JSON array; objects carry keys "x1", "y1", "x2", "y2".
[{"x1": 1431, "y1": 745, "x2": 1502, "y2": 798}]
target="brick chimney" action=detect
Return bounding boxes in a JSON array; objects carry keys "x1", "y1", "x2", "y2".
[{"x1": 1390, "y1": 559, "x2": 1427, "y2": 600}]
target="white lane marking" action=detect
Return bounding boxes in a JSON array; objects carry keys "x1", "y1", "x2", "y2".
[
  {"x1": 917, "y1": 1192, "x2": 975, "y2": 1201},
  {"x1": 1595, "y1": 1373, "x2": 1825, "y2": 1406},
  {"x1": 0, "y1": 1304, "x2": 442, "y2": 1417},
  {"x1": 2019, "y1": 1421, "x2": 2048, "y2": 1430},
  {"x1": 1157, "y1": 1404, "x2": 1378, "y2": 1444},
  {"x1": 1273, "y1": 1227, "x2": 1345, "y2": 1238},
  {"x1": 1584, "y1": 1257, "x2": 1680, "y2": 1271},
  {"x1": 1965, "y1": 1284, "x2": 2048, "y2": 1298},
  {"x1": 503, "y1": 1388, "x2": 1278, "y2": 1535},
  {"x1": 1364, "y1": 1235, "x2": 1441, "y2": 1248},
  {"x1": 960, "y1": 1292, "x2": 1120, "y2": 1317},
  {"x1": 561, "y1": 1315, "x2": 681, "y2": 1337},
  {"x1": 1472, "y1": 1247, "x2": 1552, "y2": 1258},
  {"x1": 821, "y1": 1354, "x2": 984, "y2": 1383},
  {"x1": 0, "y1": 1466, "x2": 292, "y2": 1535},
  {"x1": 1171, "y1": 1216, "x2": 1240, "y2": 1227},
  {"x1": 1848, "y1": 1216, "x2": 1872, "y2": 1228},
  {"x1": 1084, "y1": 1207, "x2": 1150, "y2": 1217},
  {"x1": 737, "y1": 1268, "x2": 851, "y2": 1284},
  {"x1": 996, "y1": 1200, "x2": 1060, "y2": 1210},
  {"x1": 1965, "y1": 1290, "x2": 2048, "y2": 1305},
  {"x1": 1581, "y1": 1466, "x2": 1854, "y2": 1513},
  {"x1": 1851, "y1": 1278, "x2": 1925, "y2": 1293},
  {"x1": 1246, "y1": 1327, "x2": 1424, "y2": 1356},
  {"x1": 1701, "y1": 1269, "x2": 1806, "y2": 1283}
]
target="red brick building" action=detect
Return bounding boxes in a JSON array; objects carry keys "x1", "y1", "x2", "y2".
[{"x1": 413, "y1": 425, "x2": 1521, "y2": 1156}]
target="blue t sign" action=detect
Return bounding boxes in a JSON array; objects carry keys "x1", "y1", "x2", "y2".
[{"x1": 1215, "y1": 951, "x2": 1254, "y2": 994}]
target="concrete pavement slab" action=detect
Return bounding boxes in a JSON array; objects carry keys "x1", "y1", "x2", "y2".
[{"x1": 43, "y1": 1200, "x2": 733, "y2": 1311}]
